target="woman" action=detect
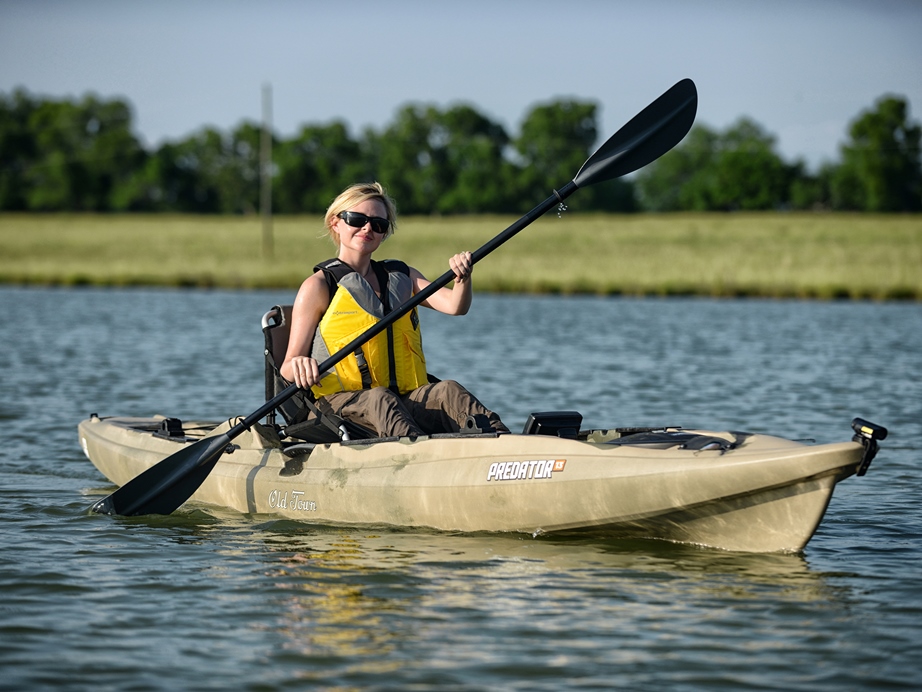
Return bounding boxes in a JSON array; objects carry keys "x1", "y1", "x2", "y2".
[{"x1": 280, "y1": 182, "x2": 508, "y2": 438}]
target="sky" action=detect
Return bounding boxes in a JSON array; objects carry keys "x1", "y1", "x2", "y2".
[{"x1": 2, "y1": 0, "x2": 921, "y2": 171}]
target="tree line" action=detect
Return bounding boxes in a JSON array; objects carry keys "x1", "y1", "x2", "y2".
[{"x1": 1, "y1": 87, "x2": 919, "y2": 215}]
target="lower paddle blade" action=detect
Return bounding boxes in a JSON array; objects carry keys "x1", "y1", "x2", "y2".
[{"x1": 91, "y1": 434, "x2": 231, "y2": 517}]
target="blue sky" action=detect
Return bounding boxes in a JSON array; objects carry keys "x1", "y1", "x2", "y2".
[{"x1": 2, "y1": 0, "x2": 920, "y2": 171}]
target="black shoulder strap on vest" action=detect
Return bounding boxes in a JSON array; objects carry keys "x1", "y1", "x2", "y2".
[
  {"x1": 315, "y1": 258, "x2": 409, "y2": 282},
  {"x1": 379, "y1": 259, "x2": 410, "y2": 276},
  {"x1": 370, "y1": 261, "x2": 400, "y2": 394},
  {"x1": 377, "y1": 261, "x2": 413, "y2": 393},
  {"x1": 314, "y1": 258, "x2": 349, "y2": 301}
]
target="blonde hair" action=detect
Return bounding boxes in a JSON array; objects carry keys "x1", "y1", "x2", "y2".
[{"x1": 324, "y1": 181, "x2": 398, "y2": 244}]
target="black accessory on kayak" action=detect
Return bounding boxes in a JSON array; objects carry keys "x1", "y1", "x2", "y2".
[
  {"x1": 91, "y1": 78, "x2": 698, "y2": 516},
  {"x1": 152, "y1": 417, "x2": 185, "y2": 440},
  {"x1": 461, "y1": 414, "x2": 497, "y2": 435},
  {"x1": 337, "y1": 211, "x2": 390, "y2": 234},
  {"x1": 852, "y1": 417, "x2": 888, "y2": 476},
  {"x1": 604, "y1": 430, "x2": 750, "y2": 452},
  {"x1": 523, "y1": 411, "x2": 583, "y2": 438}
]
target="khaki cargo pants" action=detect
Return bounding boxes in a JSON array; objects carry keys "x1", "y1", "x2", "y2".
[{"x1": 318, "y1": 380, "x2": 509, "y2": 438}]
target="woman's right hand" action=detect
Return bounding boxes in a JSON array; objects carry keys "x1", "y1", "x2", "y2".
[{"x1": 288, "y1": 356, "x2": 321, "y2": 390}]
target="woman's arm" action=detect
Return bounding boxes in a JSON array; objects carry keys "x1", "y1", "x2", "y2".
[
  {"x1": 280, "y1": 271, "x2": 330, "y2": 388},
  {"x1": 411, "y1": 251, "x2": 473, "y2": 316}
]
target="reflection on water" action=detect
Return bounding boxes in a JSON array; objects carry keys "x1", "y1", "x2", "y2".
[
  {"x1": 271, "y1": 539, "x2": 407, "y2": 672},
  {"x1": 245, "y1": 523, "x2": 847, "y2": 678}
]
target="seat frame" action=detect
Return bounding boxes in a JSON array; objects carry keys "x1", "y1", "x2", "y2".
[{"x1": 261, "y1": 305, "x2": 376, "y2": 443}]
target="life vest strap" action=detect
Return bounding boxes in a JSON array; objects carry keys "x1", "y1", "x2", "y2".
[{"x1": 371, "y1": 261, "x2": 400, "y2": 394}]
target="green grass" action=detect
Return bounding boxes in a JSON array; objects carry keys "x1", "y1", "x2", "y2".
[{"x1": 1, "y1": 212, "x2": 920, "y2": 299}]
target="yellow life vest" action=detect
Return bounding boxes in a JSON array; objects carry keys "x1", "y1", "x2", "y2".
[{"x1": 310, "y1": 259, "x2": 428, "y2": 398}]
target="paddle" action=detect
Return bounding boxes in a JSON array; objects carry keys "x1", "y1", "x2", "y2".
[{"x1": 91, "y1": 78, "x2": 698, "y2": 516}]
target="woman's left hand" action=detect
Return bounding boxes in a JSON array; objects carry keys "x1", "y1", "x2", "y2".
[{"x1": 449, "y1": 251, "x2": 473, "y2": 283}]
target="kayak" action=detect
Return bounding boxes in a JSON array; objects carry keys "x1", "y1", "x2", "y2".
[{"x1": 79, "y1": 412, "x2": 886, "y2": 553}]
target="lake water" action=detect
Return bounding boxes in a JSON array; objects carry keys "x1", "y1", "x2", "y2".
[{"x1": 1, "y1": 286, "x2": 920, "y2": 690}]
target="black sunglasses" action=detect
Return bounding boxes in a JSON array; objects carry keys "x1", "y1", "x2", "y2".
[{"x1": 337, "y1": 211, "x2": 390, "y2": 235}]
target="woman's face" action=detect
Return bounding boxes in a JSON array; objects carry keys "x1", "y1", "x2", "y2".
[{"x1": 333, "y1": 198, "x2": 388, "y2": 255}]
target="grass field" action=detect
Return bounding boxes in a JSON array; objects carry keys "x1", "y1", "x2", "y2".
[{"x1": 1, "y1": 212, "x2": 920, "y2": 299}]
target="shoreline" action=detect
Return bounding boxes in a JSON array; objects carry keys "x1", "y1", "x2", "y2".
[
  {"x1": 2, "y1": 212, "x2": 920, "y2": 301},
  {"x1": 2, "y1": 280, "x2": 916, "y2": 301}
]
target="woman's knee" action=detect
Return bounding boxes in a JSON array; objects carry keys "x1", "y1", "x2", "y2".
[
  {"x1": 365, "y1": 386, "x2": 399, "y2": 403},
  {"x1": 353, "y1": 387, "x2": 405, "y2": 412},
  {"x1": 430, "y1": 380, "x2": 466, "y2": 399}
]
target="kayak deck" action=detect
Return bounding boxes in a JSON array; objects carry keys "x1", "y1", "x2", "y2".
[{"x1": 80, "y1": 414, "x2": 881, "y2": 553}]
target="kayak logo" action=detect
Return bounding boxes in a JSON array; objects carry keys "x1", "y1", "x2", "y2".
[
  {"x1": 487, "y1": 459, "x2": 566, "y2": 482},
  {"x1": 268, "y1": 489, "x2": 317, "y2": 512}
]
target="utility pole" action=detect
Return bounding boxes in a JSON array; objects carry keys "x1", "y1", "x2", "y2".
[{"x1": 260, "y1": 82, "x2": 273, "y2": 260}]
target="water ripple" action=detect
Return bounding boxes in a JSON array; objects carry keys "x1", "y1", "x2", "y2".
[{"x1": 1, "y1": 287, "x2": 920, "y2": 690}]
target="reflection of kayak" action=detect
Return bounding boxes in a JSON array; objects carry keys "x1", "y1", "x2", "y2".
[{"x1": 79, "y1": 412, "x2": 886, "y2": 553}]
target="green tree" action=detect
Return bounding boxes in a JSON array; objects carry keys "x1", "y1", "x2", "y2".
[
  {"x1": 430, "y1": 104, "x2": 512, "y2": 214},
  {"x1": 361, "y1": 103, "x2": 512, "y2": 214},
  {"x1": 364, "y1": 104, "x2": 450, "y2": 215},
  {"x1": 0, "y1": 88, "x2": 38, "y2": 210},
  {"x1": 111, "y1": 140, "x2": 210, "y2": 212},
  {"x1": 635, "y1": 124, "x2": 719, "y2": 211},
  {"x1": 218, "y1": 121, "x2": 262, "y2": 214},
  {"x1": 636, "y1": 118, "x2": 795, "y2": 211},
  {"x1": 126, "y1": 123, "x2": 262, "y2": 214},
  {"x1": 514, "y1": 99, "x2": 598, "y2": 211},
  {"x1": 831, "y1": 95, "x2": 921, "y2": 211},
  {"x1": 22, "y1": 94, "x2": 145, "y2": 211},
  {"x1": 151, "y1": 128, "x2": 226, "y2": 213},
  {"x1": 707, "y1": 118, "x2": 793, "y2": 211},
  {"x1": 788, "y1": 162, "x2": 836, "y2": 211},
  {"x1": 274, "y1": 120, "x2": 364, "y2": 213}
]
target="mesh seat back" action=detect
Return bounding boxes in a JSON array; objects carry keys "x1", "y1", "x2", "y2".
[{"x1": 262, "y1": 305, "x2": 313, "y2": 426}]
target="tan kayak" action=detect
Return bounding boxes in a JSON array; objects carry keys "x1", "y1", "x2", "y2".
[{"x1": 79, "y1": 413, "x2": 885, "y2": 553}]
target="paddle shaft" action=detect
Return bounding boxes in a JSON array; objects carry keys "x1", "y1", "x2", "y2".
[
  {"x1": 91, "y1": 79, "x2": 697, "y2": 515},
  {"x1": 229, "y1": 180, "x2": 580, "y2": 440}
]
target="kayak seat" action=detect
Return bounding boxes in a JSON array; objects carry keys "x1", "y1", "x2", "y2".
[{"x1": 261, "y1": 305, "x2": 377, "y2": 443}]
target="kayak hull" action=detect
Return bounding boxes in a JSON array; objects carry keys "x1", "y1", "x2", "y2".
[{"x1": 79, "y1": 415, "x2": 867, "y2": 553}]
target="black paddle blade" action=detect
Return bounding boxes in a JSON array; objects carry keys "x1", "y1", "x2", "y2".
[
  {"x1": 91, "y1": 433, "x2": 232, "y2": 516},
  {"x1": 573, "y1": 78, "x2": 697, "y2": 188}
]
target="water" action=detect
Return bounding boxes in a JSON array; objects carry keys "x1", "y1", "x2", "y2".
[{"x1": 1, "y1": 286, "x2": 920, "y2": 690}]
